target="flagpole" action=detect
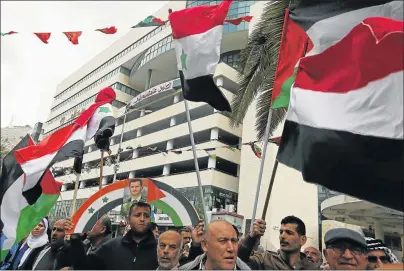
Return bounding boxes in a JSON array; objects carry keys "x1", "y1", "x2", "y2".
[
  {"x1": 112, "y1": 105, "x2": 128, "y2": 182},
  {"x1": 71, "y1": 153, "x2": 84, "y2": 216},
  {"x1": 99, "y1": 151, "x2": 104, "y2": 190},
  {"x1": 250, "y1": 109, "x2": 274, "y2": 230},
  {"x1": 71, "y1": 173, "x2": 80, "y2": 215},
  {"x1": 184, "y1": 100, "x2": 209, "y2": 227},
  {"x1": 261, "y1": 160, "x2": 279, "y2": 220}
]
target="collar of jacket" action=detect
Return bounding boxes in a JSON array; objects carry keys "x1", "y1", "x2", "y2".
[
  {"x1": 278, "y1": 250, "x2": 314, "y2": 269},
  {"x1": 122, "y1": 229, "x2": 156, "y2": 247},
  {"x1": 88, "y1": 234, "x2": 112, "y2": 253}
]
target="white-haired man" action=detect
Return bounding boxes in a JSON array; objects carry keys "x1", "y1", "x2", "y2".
[{"x1": 157, "y1": 231, "x2": 184, "y2": 270}]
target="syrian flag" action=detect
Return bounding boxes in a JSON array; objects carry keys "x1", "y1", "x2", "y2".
[
  {"x1": 13, "y1": 87, "x2": 116, "y2": 207},
  {"x1": 169, "y1": 0, "x2": 232, "y2": 112},
  {"x1": 277, "y1": 1, "x2": 404, "y2": 211},
  {"x1": 0, "y1": 135, "x2": 62, "y2": 261}
]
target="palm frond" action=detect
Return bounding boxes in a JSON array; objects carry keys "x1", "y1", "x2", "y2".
[{"x1": 230, "y1": 0, "x2": 298, "y2": 141}]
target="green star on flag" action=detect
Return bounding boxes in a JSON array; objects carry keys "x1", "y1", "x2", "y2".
[
  {"x1": 99, "y1": 106, "x2": 111, "y2": 113},
  {"x1": 180, "y1": 48, "x2": 187, "y2": 70},
  {"x1": 88, "y1": 207, "x2": 95, "y2": 214},
  {"x1": 102, "y1": 197, "x2": 109, "y2": 203}
]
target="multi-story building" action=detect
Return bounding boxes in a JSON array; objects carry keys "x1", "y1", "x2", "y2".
[{"x1": 42, "y1": 0, "x2": 256, "y2": 227}]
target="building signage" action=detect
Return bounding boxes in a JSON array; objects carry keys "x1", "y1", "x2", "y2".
[
  {"x1": 129, "y1": 80, "x2": 174, "y2": 108},
  {"x1": 154, "y1": 214, "x2": 174, "y2": 226}
]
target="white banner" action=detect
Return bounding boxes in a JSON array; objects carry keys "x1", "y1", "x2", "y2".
[{"x1": 129, "y1": 80, "x2": 174, "y2": 108}]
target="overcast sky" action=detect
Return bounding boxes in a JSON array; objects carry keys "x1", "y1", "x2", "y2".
[{"x1": 1, "y1": 1, "x2": 168, "y2": 128}]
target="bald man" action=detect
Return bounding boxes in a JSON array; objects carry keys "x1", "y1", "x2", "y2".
[
  {"x1": 180, "y1": 220, "x2": 250, "y2": 270},
  {"x1": 157, "y1": 231, "x2": 183, "y2": 270}
]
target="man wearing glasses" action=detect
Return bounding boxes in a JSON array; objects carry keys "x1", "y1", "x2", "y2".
[
  {"x1": 365, "y1": 237, "x2": 400, "y2": 270},
  {"x1": 323, "y1": 228, "x2": 368, "y2": 270}
]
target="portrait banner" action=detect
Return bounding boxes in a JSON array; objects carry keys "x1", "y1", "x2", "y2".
[{"x1": 69, "y1": 178, "x2": 200, "y2": 233}]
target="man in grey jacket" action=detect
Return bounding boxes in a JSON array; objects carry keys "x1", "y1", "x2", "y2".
[{"x1": 180, "y1": 220, "x2": 250, "y2": 270}]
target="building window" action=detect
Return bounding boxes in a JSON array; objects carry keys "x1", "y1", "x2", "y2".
[
  {"x1": 139, "y1": 35, "x2": 174, "y2": 68},
  {"x1": 384, "y1": 234, "x2": 402, "y2": 251},
  {"x1": 221, "y1": 50, "x2": 241, "y2": 69}
]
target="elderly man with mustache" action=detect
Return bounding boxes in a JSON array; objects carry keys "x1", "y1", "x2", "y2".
[{"x1": 157, "y1": 231, "x2": 183, "y2": 270}]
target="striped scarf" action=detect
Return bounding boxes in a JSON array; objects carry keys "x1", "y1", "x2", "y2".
[{"x1": 365, "y1": 237, "x2": 399, "y2": 263}]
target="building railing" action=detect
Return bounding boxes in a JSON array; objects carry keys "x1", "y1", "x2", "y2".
[{"x1": 55, "y1": 138, "x2": 238, "y2": 178}]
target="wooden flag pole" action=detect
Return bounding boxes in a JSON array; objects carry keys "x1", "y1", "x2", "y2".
[
  {"x1": 184, "y1": 100, "x2": 209, "y2": 227},
  {"x1": 250, "y1": 109, "x2": 274, "y2": 231},
  {"x1": 261, "y1": 160, "x2": 279, "y2": 220},
  {"x1": 71, "y1": 173, "x2": 80, "y2": 215},
  {"x1": 71, "y1": 153, "x2": 84, "y2": 216},
  {"x1": 99, "y1": 151, "x2": 104, "y2": 190}
]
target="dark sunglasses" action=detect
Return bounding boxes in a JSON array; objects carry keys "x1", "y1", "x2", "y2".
[
  {"x1": 368, "y1": 255, "x2": 389, "y2": 263},
  {"x1": 52, "y1": 227, "x2": 64, "y2": 232}
]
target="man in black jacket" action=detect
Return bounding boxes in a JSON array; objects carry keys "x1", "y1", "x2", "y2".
[
  {"x1": 32, "y1": 219, "x2": 76, "y2": 270},
  {"x1": 72, "y1": 201, "x2": 158, "y2": 270}
]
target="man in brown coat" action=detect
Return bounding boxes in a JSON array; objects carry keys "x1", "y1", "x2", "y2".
[{"x1": 238, "y1": 216, "x2": 318, "y2": 270}]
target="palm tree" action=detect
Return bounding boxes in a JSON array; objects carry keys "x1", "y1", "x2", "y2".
[{"x1": 229, "y1": 0, "x2": 299, "y2": 140}]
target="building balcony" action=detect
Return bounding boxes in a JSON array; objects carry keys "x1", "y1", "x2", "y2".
[{"x1": 321, "y1": 195, "x2": 404, "y2": 235}]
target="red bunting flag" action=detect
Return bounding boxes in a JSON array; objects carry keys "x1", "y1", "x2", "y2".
[
  {"x1": 225, "y1": 16, "x2": 253, "y2": 25},
  {"x1": 1, "y1": 31, "x2": 18, "y2": 36},
  {"x1": 33, "y1": 33, "x2": 51, "y2": 44},
  {"x1": 63, "y1": 31, "x2": 82, "y2": 45},
  {"x1": 96, "y1": 26, "x2": 117, "y2": 35}
]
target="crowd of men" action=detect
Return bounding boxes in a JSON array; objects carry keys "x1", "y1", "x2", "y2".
[{"x1": 1, "y1": 200, "x2": 402, "y2": 270}]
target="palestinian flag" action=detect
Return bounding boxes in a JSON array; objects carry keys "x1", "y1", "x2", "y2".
[
  {"x1": 1, "y1": 31, "x2": 17, "y2": 36},
  {"x1": 271, "y1": 9, "x2": 313, "y2": 109},
  {"x1": 269, "y1": 137, "x2": 281, "y2": 146},
  {"x1": 0, "y1": 135, "x2": 62, "y2": 261},
  {"x1": 169, "y1": 0, "x2": 232, "y2": 112},
  {"x1": 277, "y1": 1, "x2": 404, "y2": 211},
  {"x1": 13, "y1": 87, "x2": 116, "y2": 206},
  {"x1": 132, "y1": 15, "x2": 165, "y2": 28},
  {"x1": 250, "y1": 143, "x2": 262, "y2": 159}
]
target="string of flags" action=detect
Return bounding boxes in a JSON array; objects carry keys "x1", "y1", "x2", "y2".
[
  {"x1": 51, "y1": 137, "x2": 281, "y2": 176},
  {"x1": 1, "y1": 14, "x2": 252, "y2": 45}
]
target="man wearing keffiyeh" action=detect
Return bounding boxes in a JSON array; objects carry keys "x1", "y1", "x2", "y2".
[{"x1": 365, "y1": 237, "x2": 400, "y2": 270}]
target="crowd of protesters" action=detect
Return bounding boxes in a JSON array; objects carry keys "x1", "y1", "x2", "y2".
[{"x1": 1, "y1": 200, "x2": 402, "y2": 270}]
